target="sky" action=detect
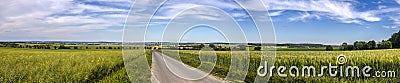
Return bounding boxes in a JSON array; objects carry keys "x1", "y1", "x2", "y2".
[{"x1": 1, "y1": 0, "x2": 400, "y2": 45}]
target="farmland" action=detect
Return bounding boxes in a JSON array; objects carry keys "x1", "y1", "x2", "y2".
[
  {"x1": 0, "y1": 48, "x2": 128, "y2": 82},
  {"x1": 1, "y1": 46, "x2": 399, "y2": 82},
  {"x1": 161, "y1": 49, "x2": 400, "y2": 82}
]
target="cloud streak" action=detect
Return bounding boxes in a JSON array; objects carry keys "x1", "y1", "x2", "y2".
[
  {"x1": 263, "y1": 0, "x2": 399, "y2": 24},
  {"x1": 0, "y1": 0, "x2": 131, "y2": 40},
  {"x1": 1, "y1": 0, "x2": 400, "y2": 41}
]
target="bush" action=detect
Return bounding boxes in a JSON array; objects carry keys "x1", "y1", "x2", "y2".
[
  {"x1": 379, "y1": 40, "x2": 392, "y2": 49},
  {"x1": 325, "y1": 45, "x2": 333, "y2": 51},
  {"x1": 254, "y1": 47, "x2": 261, "y2": 51},
  {"x1": 209, "y1": 44, "x2": 215, "y2": 48},
  {"x1": 58, "y1": 45, "x2": 70, "y2": 49}
]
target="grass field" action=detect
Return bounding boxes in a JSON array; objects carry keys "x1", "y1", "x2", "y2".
[
  {"x1": 274, "y1": 47, "x2": 340, "y2": 51},
  {"x1": 161, "y1": 49, "x2": 400, "y2": 82},
  {"x1": 0, "y1": 48, "x2": 127, "y2": 82},
  {"x1": 1, "y1": 47, "x2": 399, "y2": 82}
]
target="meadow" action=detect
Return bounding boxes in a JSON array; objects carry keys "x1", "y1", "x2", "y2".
[
  {"x1": 1, "y1": 47, "x2": 399, "y2": 82},
  {"x1": 161, "y1": 49, "x2": 400, "y2": 82},
  {"x1": 0, "y1": 48, "x2": 129, "y2": 82}
]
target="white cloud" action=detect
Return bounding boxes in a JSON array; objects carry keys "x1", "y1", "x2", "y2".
[
  {"x1": 262, "y1": 0, "x2": 392, "y2": 24},
  {"x1": 288, "y1": 12, "x2": 320, "y2": 22},
  {"x1": 231, "y1": 13, "x2": 248, "y2": 18},
  {"x1": 268, "y1": 11, "x2": 284, "y2": 17},
  {"x1": 79, "y1": 0, "x2": 400, "y2": 29},
  {"x1": 153, "y1": 4, "x2": 202, "y2": 20},
  {"x1": 172, "y1": 6, "x2": 231, "y2": 21},
  {"x1": 378, "y1": 5, "x2": 388, "y2": 9},
  {"x1": 383, "y1": 25, "x2": 399, "y2": 29},
  {"x1": 340, "y1": 19, "x2": 362, "y2": 24},
  {"x1": 148, "y1": 0, "x2": 262, "y2": 21},
  {"x1": 74, "y1": 3, "x2": 127, "y2": 12},
  {"x1": 396, "y1": 0, "x2": 400, "y2": 4},
  {"x1": 2, "y1": 0, "x2": 400, "y2": 40},
  {"x1": 386, "y1": 14, "x2": 400, "y2": 29},
  {"x1": 150, "y1": 2, "x2": 248, "y2": 23},
  {"x1": 0, "y1": 0, "x2": 130, "y2": 40}
]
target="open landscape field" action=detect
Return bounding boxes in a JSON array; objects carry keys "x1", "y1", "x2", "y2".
[
  {"x1": 161, "y1": 49, "x2": 400, "y2": 82},
  {"x1": 1, "y1": 47, "x2": 399, "y2": 82},
  {"x1": 0, "y1": 48, "x2": 129, "y2": 82}
]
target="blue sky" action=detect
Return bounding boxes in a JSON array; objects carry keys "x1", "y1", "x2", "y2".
[{"x1": 1, "y1": 0, "x2": 400, "y2": 45}]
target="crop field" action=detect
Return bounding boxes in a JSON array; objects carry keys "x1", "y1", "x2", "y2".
[
  {"x1": 1, "y1": 47, "x2": 399, "y2": 82},
  {"x1": 0, "y1": 48, "x2": 129, "y2": 82},
  {"x1": 161, "y1": 49, "x2": 400, "y2": 82}
]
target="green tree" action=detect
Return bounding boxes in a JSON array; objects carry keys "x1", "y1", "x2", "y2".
[
  {"x1": 354, "y1": 41, "x2": 367, "y2": 50},
  {"x1": 239, "y1": 45, "x2": 246, "y2": 50},
  {"x1": 199, "y1": 44, "x2": 205, "y2": 48},
  {"x1": 340, "y1": 42, "x2": 354, "y2": 51},
  {"x1": 254, "y1": 46, "x2": 261, "y2": 51},
  {"x1": 379, "y1": 40, "x2": 392, "y2": 49},
  {"x1": 326, "y1": 45, "x2": 333, "y2": 51},
  {"x1": 340, "y1": 42, "x2": 348, "y2": 51},
  {"x1": 59, "y1": 45, "x2": 69, "y2": 49},
  {"x1": 388, "y1": 30, "x2": 400, "y2": 48},
  {"x1": 209, "y1": 44, "x2": 215, "y2": 48},
  {"x1": 345, "y1": 45, "x2": 354, "y2": 51},
  {"x1": 367, "y1": 40, "x2": 377, "y2": 49}
]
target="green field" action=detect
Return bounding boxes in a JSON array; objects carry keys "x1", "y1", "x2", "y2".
[
  {"x1": 161, "y1": 49, "x2": 400, "y2": 82},
  {"x1": 0, "y1": 48, "x2": 129, "y2": 82},
  {"x1": 1, "y1": 47, "x2": 399, "y2": 82},
  {"x1": 274, "y1": 47, "x2": 340, "y2": 51}
]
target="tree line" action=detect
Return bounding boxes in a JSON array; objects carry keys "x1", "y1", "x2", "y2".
[
  {"x1": 177, "y1": 44, "x2": 233, "y2": 51},
  {"x1": 339, "y1": 40, "x2": 392, "y2": 51},
  {"x1": 175, "y1": 44, "x2": 258, "y2": 51},
  {"x1": 336, "y1": 30, "x2": 400, "y2": 51},
  {"x1": 0, "y1": 43, "x2": 122, "y2": 50}
]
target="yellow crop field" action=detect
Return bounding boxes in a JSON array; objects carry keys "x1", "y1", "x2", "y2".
[
  {"x1": 163, "y1": 49, "x2": 400, "y2": 82},
  {"x1": 1, "y1": 47, "x2": 399, "y2": 82},
  {"x1": 0, "y1": 48, "x2": 125, "y2": 82}
]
